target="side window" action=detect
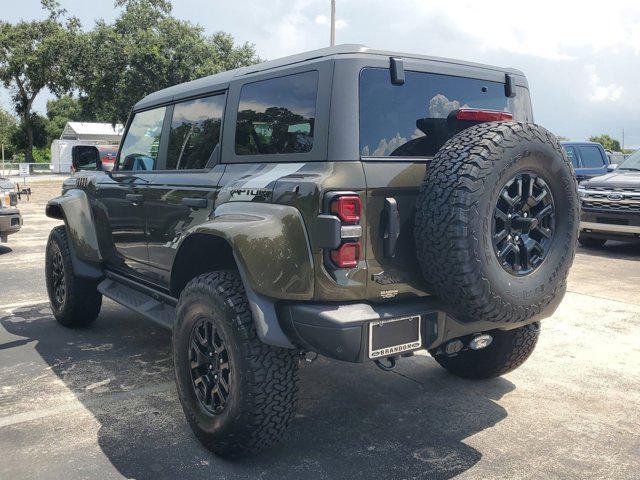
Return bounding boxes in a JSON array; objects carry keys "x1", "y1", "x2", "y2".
[
  {"x1": 166, "y1": 95, "x2": 225, "y2": 170},
  {"x1": 235, "y1": 71, "x2": 318, "y2": 155},
  {"x1": 119, "y1": 107, "x2": 166, "y2": 171},
  {"x1": 563, "y1": 146, "x2": 579, "y2": 168},
  {"x1": 578, "y1": 146, "x2": 606, "y2": 168}
]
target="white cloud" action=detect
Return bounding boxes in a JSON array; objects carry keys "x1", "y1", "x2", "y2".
[
  {"x1": 585, "y1": 65, "x2": 624, "y2": 103},
  {"x1": 315, "y1": 14, "x2": 347, "y2": 29}
]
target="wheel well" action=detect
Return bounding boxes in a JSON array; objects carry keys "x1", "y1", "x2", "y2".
[{"x1": 170, "y1": 234, "x2": 237, "y2": 298}]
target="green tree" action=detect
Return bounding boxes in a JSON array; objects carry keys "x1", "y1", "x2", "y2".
[
  {"x1": 0, "y1": 106, "x2": 17, "y2": 159},
  {"x1": 77, "y1": 0, "x2": 260, "y2": 124},
  {"x1": 45, "y1": 95, "x2": 95, "y2": 145},
  {"x1": 588, "y1": 134, "x2": 621, "y2": 152},
  {"x1": 0, "y1": 1, "x2": 81, "y2": 161}
]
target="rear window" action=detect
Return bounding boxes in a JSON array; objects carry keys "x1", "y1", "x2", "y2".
[
  {"x1": 563, "y1": 145, "x2": 579, "y2": 168},
  {"x1": 578, "y1": 145, "x2": 605, "y2": 168},
  {"x1": 235, "y1": 71, "x2": 318, "y2": 155},
  {"x1": 359, "y1": 68, "x2": 532, "y2": 157}
]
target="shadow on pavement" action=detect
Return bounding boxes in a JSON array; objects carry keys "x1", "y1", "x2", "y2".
[
  {"x1": 1, "y1": 303, "x2": 515, "y2": 480},
  {"x1": 577, "y1": 240, "x2": 640, "y2": 259},
  {"x1": 0, "y1": 245, "x2": 13, "y2": 255}
]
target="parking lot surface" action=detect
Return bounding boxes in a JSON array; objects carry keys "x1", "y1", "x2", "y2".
[{"x1": 1, "y1": 178, "x2": 639, "y2": 479}]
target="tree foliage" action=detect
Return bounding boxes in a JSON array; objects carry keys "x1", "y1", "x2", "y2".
[
  {"x1": 0, "y1": 106, "x2": 17, "y2": 158},
  {"x1": 0, "y1": 0, "x2": 260, "y2": 159},
  {"x1": 588, "y1": 134, "x2": 621, "y2": 152},
  {"x1": 77, "y1": 0, "x2": 260, "y2": 124},
  {"x1": 0, "y1": 1, "x2": 81, "y2": 160}
]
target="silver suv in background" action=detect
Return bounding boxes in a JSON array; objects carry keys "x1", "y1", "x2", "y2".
[{"x1": 0, "y1": 178, "x2": 22, "y2": 243}]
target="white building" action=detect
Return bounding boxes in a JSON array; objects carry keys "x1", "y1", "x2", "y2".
[{"x1": 51, "y1": 122, "x2": 124, "y2": 174}]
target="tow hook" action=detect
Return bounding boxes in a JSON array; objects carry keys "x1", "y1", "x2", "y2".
[{"x1": 374, "y1": 356, "x2": 398, "y2": 371}]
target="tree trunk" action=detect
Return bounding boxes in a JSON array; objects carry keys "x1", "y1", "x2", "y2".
[{"x1": 25, "y1": 119, "x2": 34, "y2": 163}]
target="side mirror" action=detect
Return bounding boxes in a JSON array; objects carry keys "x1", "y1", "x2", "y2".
[
  {"x1": 607, "y1": 164, "x2": 618, "y2": 172},
  {"x1": 71, "y1": 145, "x2": 102, "y2": 172}
]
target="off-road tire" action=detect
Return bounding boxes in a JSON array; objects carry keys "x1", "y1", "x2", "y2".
[
  {"x1": 432, "y1": 323, "x2": 540, "y2": 379},
  {"x1": 173, "y1": 270, "x2": 299, "y2": 458},
  {"x1": 415, "y1": 122, "x2": 579, "y2": 324},
  {"x1": 578, "y1": 235, "x2": 606, "y2": 248},
  {"x1": 45, "y1": 225, "x2": 102, "y2": 327}
]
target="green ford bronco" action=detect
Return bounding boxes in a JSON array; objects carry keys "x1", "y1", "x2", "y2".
[{"x1": 44, "y1": 45, "x2": 579, "y2": 457}]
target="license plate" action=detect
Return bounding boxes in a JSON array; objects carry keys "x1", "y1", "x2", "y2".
[{"x1": 369, "y1": 315, "x2": 422, "y2": 359}]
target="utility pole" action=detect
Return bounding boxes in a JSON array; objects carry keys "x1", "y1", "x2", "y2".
[
  {"x1": 330, "y1": 0, "x2": 336, "y2": 47},
  {"x1": 622, "y1": 128, "x2": 625, "y2": 152}
]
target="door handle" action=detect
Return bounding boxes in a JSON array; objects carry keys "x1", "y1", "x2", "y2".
[
  {"x1": 383, "y1": 197, "x2": 400, "y2": 258},
  {"x1": 125, "y1": 193, "x2": 144, "y2": 204},
  {"x1": 181, "y1": 197, "x2": 208, "y2": 209}
]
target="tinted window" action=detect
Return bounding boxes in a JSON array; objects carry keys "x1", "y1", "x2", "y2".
[
  {"x1": 359, "y1": 68, "x2": 527, "y2": 157},
  {"x1": 578, "y1": 146, "x2": 605, "y2": 168},
  {"x1": 166, "y1": 95, "x2": 225, "y2": 170},
  {"x1": 119, "y1": 107, "x2": 166, "y2": 171},
  {"x1": 563, "y1": 146, "x2": 579, "y2": 168},
  {"x1": 235, "y1": 71, "x2": 318, "y2": 155}
]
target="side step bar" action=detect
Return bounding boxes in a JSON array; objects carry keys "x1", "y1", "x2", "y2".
[{"x1": 97, "y1": 273, "x2": 177, "y2": 329}]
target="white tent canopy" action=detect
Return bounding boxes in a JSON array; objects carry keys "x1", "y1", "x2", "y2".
[{"x1": 60, "y1": 122, "x2": 124, "y2": 143}]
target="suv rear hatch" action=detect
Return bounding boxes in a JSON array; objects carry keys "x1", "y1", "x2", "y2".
[{"x1": 358, "y1": 66, "x2": 533, "y2": 301}]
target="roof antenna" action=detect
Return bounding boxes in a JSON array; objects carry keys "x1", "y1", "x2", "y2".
[{"x1": 330, "y1": 0, "x2": 336, "y2": 46}]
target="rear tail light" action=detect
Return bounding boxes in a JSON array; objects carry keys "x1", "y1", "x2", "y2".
[
  {"x1": 330, "y1": 241, "x2": 361, "y2": 268},
  {"x1": 456, "y1": 109, "x2": 513, "y2": 122},
  {"x1": 330, "y1": 195, "x2": 362, "y2": 223}
]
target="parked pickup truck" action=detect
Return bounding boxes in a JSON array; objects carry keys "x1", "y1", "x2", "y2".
[
  {"x1": 561, "y1": 141, "x2": 613, "y2": 181},
  {"x1": 578, "y1": 149, "x2": 640, "y2": 247},
  {"x1": 44, "y1": 44, "x2": 579, "y2": 458},
  {"x1": 0, "y1": 178, "x2": 22, "y2": 243}
]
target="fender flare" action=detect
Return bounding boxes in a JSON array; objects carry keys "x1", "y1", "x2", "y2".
[
  {"x1": 173, "y1": 202, "x2": 315, "y2": 349},
  {"x1": 46, "y1": 189, "x2": 103, "y2": 280}
]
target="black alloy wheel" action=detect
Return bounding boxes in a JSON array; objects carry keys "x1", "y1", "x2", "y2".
[
  {"x1": 492, "y1": 172, "x2": 555, "y2": 276},
  {"x1": 189, "y1": 318, "x2": 232, "y2": 414},
  {"x1": 51, "y1": 246, "x2": 66, "y2": 307}
]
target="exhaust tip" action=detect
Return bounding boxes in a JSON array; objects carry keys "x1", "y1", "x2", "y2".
[{"x1": 469, "y1": 334, "x2": 493, "y2": 351}]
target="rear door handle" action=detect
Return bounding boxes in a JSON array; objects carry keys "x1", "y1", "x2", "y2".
[
  {"x1": 383, "y1": 197, "x2": 400, "y2": 258},
  {"x1": 125, "y1": 193, "x2": 144, "y2": 204},
  {"x1": 181, "y1": 197, "x2": 208, "y2": 209}
]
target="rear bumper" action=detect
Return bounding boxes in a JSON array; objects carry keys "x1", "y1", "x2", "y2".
[
  {"x1": 278, "y1": 297, "x2": 537, "y2": 363},
  {"x1": 0, "y1": 209, "x2": 22, "y2": 241}
]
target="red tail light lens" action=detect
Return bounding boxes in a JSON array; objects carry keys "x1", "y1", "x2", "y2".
[
  {"x1": 330, "y1": 242, "x2": 361, "y2": 268},
  {"x1": 456, "y1": 109, "x2": 513, "y2": 122},
  {"x1": 330, "y1": 196, "x2": 362, "y2": 223}
]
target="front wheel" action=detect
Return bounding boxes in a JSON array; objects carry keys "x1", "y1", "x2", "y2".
[
  {"x1": 45, "y1": 226, "x2": 102, "y2": 327},
  {"x1": 173, "y1": 270, "x2": 299, "y2": 458},
  {"x1": 430, "y1": 323, "x2": 540, "y2": 379}
]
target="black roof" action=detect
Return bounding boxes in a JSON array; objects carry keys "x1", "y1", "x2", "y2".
[{"x1": 134, "y1": 44, "x2": 526, "y2": 110}]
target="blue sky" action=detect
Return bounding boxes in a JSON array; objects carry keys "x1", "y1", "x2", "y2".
[{"x1": 2, "y1": 0, "x2": 640, "y2": 148}]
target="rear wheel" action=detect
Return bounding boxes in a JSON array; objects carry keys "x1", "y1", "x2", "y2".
[
  {"x1": 431, "y1": 323, "x2": 540, "y2": 379},
  {"x1": 578, "y1": 235, "x2": 607, "y2": 248},
  {"x1": 414, "y1": 122, "x2": 579, "y2": 325},
  {"x1": 173, "y1": 270, "x2": 299, "y2": 458},
  {"x1": 45, "y1": 226, "x2": 102, "y2": 327}
]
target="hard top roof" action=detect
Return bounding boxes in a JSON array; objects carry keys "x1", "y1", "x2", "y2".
[{"x1": 134, "y1": 44, "x2": 526, "y2": 110}]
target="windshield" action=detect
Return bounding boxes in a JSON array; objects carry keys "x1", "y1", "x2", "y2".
[{"x1": 618, "y1": 150, "x2": 640, "y2": 171}]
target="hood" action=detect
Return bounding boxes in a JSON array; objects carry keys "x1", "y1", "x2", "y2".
[{"x1": 582, "y1": 171, "x2": 640, "y2": 190}]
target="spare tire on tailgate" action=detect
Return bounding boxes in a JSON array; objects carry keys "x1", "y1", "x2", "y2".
[{"x1": 414, "y1": 121, "x2": 579, "y2": 324}]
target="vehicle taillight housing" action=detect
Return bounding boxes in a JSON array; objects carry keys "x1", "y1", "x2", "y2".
[
  {"x1": 325, "y1": 194, "x2": 363, "y2": 268},
  {"x1": 330, "y1": 241, "x2": 361, "y2": 269},
  {"x1": 330, "y1": 195, "x2": 362, "y2": 224},
  {"x1": 456, "y1": 109, "x2": 513, "y2": 122}
]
